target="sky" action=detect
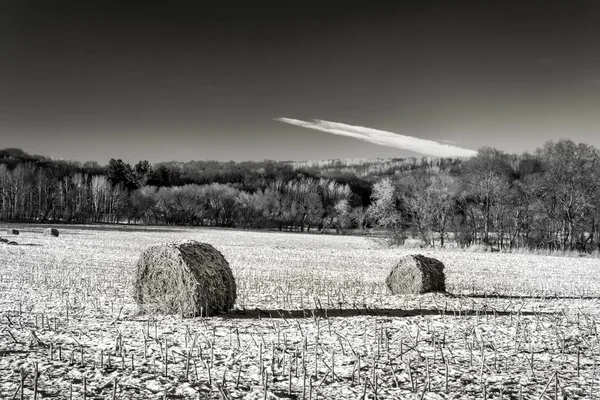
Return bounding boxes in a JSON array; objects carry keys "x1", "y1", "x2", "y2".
[{"x1": 1, "y1": 1, "x2": 600, "y2": 164}]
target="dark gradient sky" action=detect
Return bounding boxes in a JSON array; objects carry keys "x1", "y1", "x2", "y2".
[{"x1": 1, "y1": 1, "x2": 600, "y2": 163}]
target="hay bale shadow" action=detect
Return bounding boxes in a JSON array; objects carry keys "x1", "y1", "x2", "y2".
[{"x1": 223, "y1": 307, "x2": 549, "y2": 319}]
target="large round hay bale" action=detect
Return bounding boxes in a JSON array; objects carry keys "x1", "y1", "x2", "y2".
[
  {"x1": 7, "y1": 229, "x2": 19, "y2": 235},
  {"x1": 386, "y1": 254, "x2": 446, "y2": 295},
  {"x1": 133, "y1": 240, "x2": 236, "y2": 317},
  {"x1": 45, "y1": 228, "x2": 59, "y2": 237}
]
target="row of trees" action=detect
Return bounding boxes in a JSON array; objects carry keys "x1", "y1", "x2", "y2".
[
  {"x1": 370, "y1": 140, "x2": 600, "y2": 251},
  {"x1": 1, "y1": 139, "x2": 599, "y2": 251},
  {"x1": 0, "y1": 160, "x2": 360, "y2": 232},
  {"x1": 128, "y1": 177, "x2": 357, "y2": 232}
]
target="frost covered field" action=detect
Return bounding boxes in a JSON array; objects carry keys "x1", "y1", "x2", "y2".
[{"x1": 2, "y1": 226, "x2": 600, "y2": 399}]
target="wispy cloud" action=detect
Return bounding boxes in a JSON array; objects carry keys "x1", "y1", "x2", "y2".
[{"x1": 276, "y1": 118, "x2": 477, "y2": 158}]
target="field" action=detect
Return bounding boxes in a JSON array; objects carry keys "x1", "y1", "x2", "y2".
[{"x1": 1, "y1": 225, "x2": 600, "y2": 399}]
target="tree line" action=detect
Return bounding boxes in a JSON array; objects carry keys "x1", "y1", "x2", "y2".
[
  {"x1": 1, "y1": 139, "x2": 599, "y2": 252},
  {"x1": 0, "y1": 149, "x2": 364, "y2": 232},
  {"x1": 369, "y1": 140, "x2": 600, "y2": 252}
]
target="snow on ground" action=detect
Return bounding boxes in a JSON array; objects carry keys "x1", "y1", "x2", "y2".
[{"x1": 1, "y1": 226, "x2": 600, "y2": 399}]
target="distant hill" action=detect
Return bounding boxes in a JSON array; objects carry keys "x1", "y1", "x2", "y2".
[
  {"x1": 289, "y1": 156, "x2": 465, "y2": 180},
  {"x1": 0, "y1": 148, "x2": 50, "y2": 166},
  {"x1": 0, "y1": 148, "x2": 465, "y2": 190},
  {"x1": 0, "y1": 148, "x2": 104, "y2": 175}
]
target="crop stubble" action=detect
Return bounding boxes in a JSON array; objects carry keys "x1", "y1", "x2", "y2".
[{"x1": 1, "y1": 226, "x2": 600, "y2": 398}]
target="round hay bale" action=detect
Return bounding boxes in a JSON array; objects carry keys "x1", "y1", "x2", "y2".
[
  {"x1": 402, "y1": 238, "x2": 429, "y2": 249},
  {"x1": 45, "y1": 228, "x2": 60, "y2": 237},
  {"x1": 386, "y1": 254, "x2": 446, "y2": 295},
  {"x1": 7, "y1": 229, "x2": 19, "y2": 235},
  {"x1": 467, "y1": 243, "x2": 490, "y2": 252},
  {"x1": 133, "y1": 240, "x2": 236, "y2": 317},
  {"x1": 467, "y1": 243, "x2": 499, "y2": 253}
]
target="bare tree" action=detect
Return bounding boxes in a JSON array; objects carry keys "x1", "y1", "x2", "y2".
[
  {"x1": 462, "y1": 147, "x2": 512, "y2": 245},
  {"x1": 541, "y1": 140, "x2": 600, "y2": 250},
  {"x1": 369, "y1": 177, "x2": 404, "y2": 237}
]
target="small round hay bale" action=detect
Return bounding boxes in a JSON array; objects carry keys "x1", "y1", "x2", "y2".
[
  {"x1": 45, "y1": 228, "x2": 60, "y2": 237},
  {"x1": 133, "y1": 240, "x2": 236, "y2": 317},
  {"x1": 402, "y1": 238, "x2": 428, "y2": 249},
  {"x1": 7, "y1": 229, "x2": 19, "y2": 235},
  {"x1": 467, "y1": 243, "x2": 500, "y2": 253},
  {"x1": 467, "y1": 243, "x2": 489, "y2": 252},
  {"x1": 386, "y1": 254, "x2": 445, "y2": 295}
]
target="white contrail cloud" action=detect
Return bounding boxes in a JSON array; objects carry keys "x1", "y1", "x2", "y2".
[{"x1": 276, "y1": 117, "x2": 477, "y2": 158}]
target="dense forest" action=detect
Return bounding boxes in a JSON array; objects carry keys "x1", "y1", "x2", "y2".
[{"x1": 1, "y1": 139, "x2": 599, "y2": 252}]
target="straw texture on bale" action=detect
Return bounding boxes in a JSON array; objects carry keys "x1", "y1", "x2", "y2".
[
  {"x1": 45, "y1": 228, "x2": 60, "y2": 237},
  {"x1": 386, "y1": 254, "x2": 446, "y2": 295},
  {"x1": 7, "y1": 229, "x2": 19, "y2": 235},
  {"x1": 133, "y1": 240, "x2": 236, "y2": 317}
]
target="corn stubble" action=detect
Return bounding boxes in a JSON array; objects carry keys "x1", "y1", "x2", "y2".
[{"x1": 0, "y1": 225, "x2": 599, "y2": 399}]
